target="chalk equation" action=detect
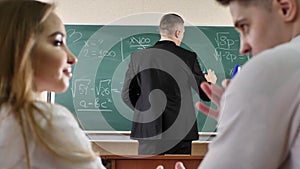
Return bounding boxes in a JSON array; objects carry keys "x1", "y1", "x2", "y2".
[
  {"x1": 71, "y1": 78, "x2": 115, "y2": 112},
  {"x1": 120, "y1": 34, "x2": 156, "y2": 61},
  {"x1": 67, "y1": 29, "x2": 82, "y2": 43},
  {"x1": 214, "y1": 32, "x2": 248, "y2": 62},
  {"x1": 129, "y1": 35, "x2": 152, "y2": 49},
  {"x1": 80, "y1": 39, "x2": 117, "y2": 59}
]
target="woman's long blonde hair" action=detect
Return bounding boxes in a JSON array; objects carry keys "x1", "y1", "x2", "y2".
[{"x1": 0, "y1": 1, "x2": 97, "y2": 168}]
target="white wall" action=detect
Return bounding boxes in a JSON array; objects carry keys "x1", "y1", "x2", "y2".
[
  {"x1": 39, "y1": 0, "x2": 233, "y2": 101},
  {"x1": 50, "y1": 0, "x2": 233, "y2": 25}
]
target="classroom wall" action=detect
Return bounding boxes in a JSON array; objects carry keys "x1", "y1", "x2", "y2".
[
  {"x1": 49, "y1": 0, "x2": 233, "y2": 25},
  {"x1": 40, "y1": 0, "x2": 233, "y2": 101}
]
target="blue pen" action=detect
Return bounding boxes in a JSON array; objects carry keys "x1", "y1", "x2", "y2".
[{"x1": 231, "y1": 64, "x2": 241, "y2": 79}]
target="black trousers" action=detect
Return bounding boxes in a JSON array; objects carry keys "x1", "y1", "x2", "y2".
[{"x1": 138, "y1": 140, "x2": 192, "y2": 155}]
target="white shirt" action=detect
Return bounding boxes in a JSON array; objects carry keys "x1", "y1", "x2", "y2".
[
  {"x1": 199, "y1": 35, "x2": 300, "y2": 169},
  {"x1": 0, "y1": 101, "x2": 106, "y2": 169}
]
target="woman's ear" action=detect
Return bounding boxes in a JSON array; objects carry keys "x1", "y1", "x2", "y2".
[{"x1": 276, "y1": 0, "x2": 297, "y2": 21}]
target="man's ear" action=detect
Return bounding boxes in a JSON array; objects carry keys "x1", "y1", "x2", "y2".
[
  {"x1": 175, "y1": 30, "x2": 180, "y2": 38},
  {"x1": 276, "y1": 0, "x2": 297, "y2": 21}
]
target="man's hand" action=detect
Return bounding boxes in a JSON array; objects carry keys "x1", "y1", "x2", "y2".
[
  {"x1": 174, "y1": 162, "x2": 185, "y2": 169},
  {"x1": 156, "y1": 161, "x2": 186, "y2": 169},
  {"x1": 204, "y1": 69, "x2": 217, "y2": 84},
  {"x1": 196, "y1": 79, "x2": 230, "y2": 120}
]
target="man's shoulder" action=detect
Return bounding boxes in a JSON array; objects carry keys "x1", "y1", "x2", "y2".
[
  {"x1": 154, "y1": 42, "x2": 196, "y2": 57},
  {"x1": 176, "y1": 46, "x2": 196, "y2": 55},
  {"x1": 131, "y1": 42, "x2": 197, "y2": 61},
  {"x1": 243, "y1": 39, "x2": 300, "y2": 79},
  {"x1": 255, "y1": 39, "x2": 300, "y2": 63}
]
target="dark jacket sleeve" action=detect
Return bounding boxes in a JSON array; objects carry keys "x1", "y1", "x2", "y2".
[{"x1": 191, "y1": 53, "x2": 210, "y2": 101}]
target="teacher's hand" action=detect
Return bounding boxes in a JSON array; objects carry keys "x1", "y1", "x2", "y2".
[{"x1": 204, "y1": 69, "x2": 217, "y2": 84}]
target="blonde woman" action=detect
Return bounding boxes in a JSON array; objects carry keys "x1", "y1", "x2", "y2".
[{"x1": 0, "y1": 1, "x2": 105, "y2": 168}]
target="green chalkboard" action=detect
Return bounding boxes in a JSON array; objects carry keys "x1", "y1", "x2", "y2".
[{"x1": 55, "y1": 24, "x2": 250, "y2": 132}]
